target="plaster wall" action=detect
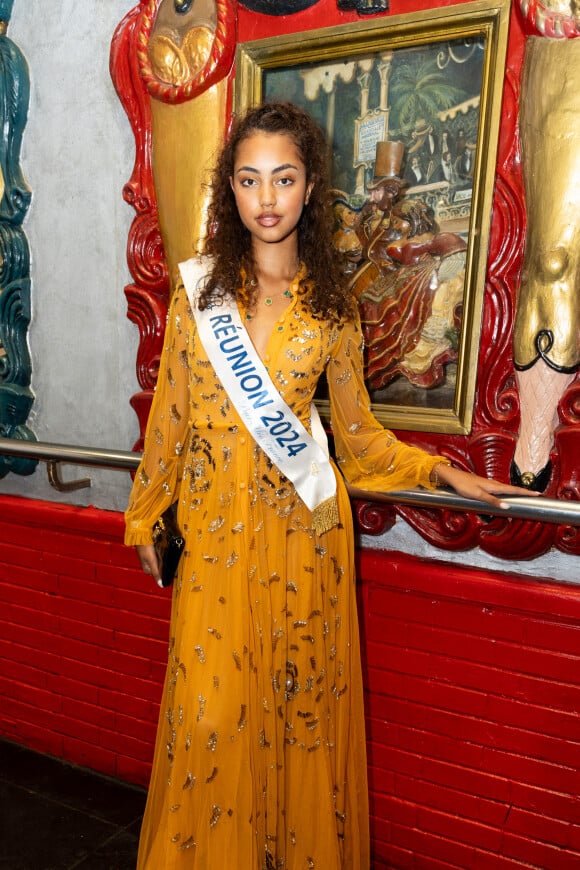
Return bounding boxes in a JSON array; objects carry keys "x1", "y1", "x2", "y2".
[
  {"x1": 1, "y1": 2, "x2": 578, "y2": 583},
  {"x1": 2, "y1": 1, "x2": 138, "y2": 512}
]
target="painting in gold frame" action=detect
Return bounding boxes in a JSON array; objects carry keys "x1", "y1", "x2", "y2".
[{"x1": 234, "y1": 0, "x2": 510, "y2": 435}]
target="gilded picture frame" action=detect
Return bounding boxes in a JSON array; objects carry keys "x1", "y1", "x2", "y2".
[{"x1": 234, "y1": 0, "x2": 510, "y2": 435}]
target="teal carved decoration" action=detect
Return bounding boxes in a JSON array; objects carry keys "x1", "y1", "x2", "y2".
[
  {"x1": 0, "y1": 3, "x2": 36, "y2": 476},
  {"x1": 0, "y1": 1, "x2": 13, "y2": 20}
]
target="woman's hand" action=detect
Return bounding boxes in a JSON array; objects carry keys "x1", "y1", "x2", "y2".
[
  {"x1": 434, "y1": 463, "x2": 541, "y2": 510},
  {"x1": 136, "y1": 544, "x2": 163, "y2": 587}
]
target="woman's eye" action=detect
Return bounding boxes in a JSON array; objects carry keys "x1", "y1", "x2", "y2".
[
  {"x1": 275, "y1": 176, "x2": 294, "y2": 186},
  {"x1": 240, "y1": 178, "x2": 257, "y2": 187}
]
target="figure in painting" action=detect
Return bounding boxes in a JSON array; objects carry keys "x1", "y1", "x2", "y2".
[
  {"x1": 336, "y1": 140, "x2": 467, "y2": 393},
  {"x1": 404, "y1": 154, "x2": 426, "y2": 186},
  {"x1": 406, "y1": 118, "x2": 438, "y2": 182},
  {"x1": 430, "y1": 150, "x2": 456, "y2": 184},
  {"x1": 355, "y1": 140, "x2": 408, "y2": 261},
  {"x1": 331, "y1": 196, "x2": 364, "y2": 273}
]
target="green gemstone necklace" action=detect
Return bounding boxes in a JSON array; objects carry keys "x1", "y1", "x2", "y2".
[
  {"x1": 246, "y1": 287, "x2": 292, "y2": 320},
  {"x1": 264, "y1": 288, "x2": 292, "y2": 306}
]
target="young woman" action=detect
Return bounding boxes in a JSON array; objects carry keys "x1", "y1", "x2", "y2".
[{"x1": 125, "y1": 102, "x2": 532, "y2": 869}]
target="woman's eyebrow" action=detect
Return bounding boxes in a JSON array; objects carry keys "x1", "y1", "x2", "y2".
[
  {"x1": 272, "y1": 163, "x2": 300, "y2": 173},
  {"x1": 235, "y1": 163, "x2": 300, "y2": 174}
]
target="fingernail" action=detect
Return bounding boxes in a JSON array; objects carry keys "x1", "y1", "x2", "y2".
[
  {"x1": 157, "y1": 578, "x2": 164, "y2": 588},
  {"x1": 499, "y1": 501, "x2": 510, "y2": 510}
]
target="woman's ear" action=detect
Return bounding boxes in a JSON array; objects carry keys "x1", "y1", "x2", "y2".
[{"x1": 305, "y1": 181, "x2": 314, "y2": 205}]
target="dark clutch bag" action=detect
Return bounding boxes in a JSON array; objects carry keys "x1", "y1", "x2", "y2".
[{"x1": 152, "y1": 502, "x2": 184, "y2": 588}]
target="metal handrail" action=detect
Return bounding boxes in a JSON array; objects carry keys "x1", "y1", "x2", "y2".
[
  {"x1": 1, "y1": 436, "x2": 579, "y2": 526},
  {"x1": 0, "y1": 437, "x2": 140, "y2": 493},
  {"x1": 0, "y1": 437, "x2": 141, "y2": 471}
]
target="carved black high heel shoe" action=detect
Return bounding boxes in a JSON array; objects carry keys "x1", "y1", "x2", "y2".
[{"x1": 510, "y1": 459, "x2": 552, "y2": 493}]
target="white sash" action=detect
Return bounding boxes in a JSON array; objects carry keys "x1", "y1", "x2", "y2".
[{"x1": 179, "y1": 256, "x2": 337, "y2": 530}]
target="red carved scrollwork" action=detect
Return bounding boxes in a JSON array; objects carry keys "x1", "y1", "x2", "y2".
[
  {"x1": 352, "y1": 499, "x2": 396, "y2": 537},
  {"x1": 111, "y1": 3, "x2": 164, "y2": 448}
]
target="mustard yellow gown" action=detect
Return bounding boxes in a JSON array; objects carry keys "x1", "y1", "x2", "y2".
[{"x1": 125, "y1": 271, "x2": 443, "y2": 870}]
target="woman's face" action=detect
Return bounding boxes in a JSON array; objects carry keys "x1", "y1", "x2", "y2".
[{"x1": 230, "y1": 131, "x2": 313, "y2": 248}]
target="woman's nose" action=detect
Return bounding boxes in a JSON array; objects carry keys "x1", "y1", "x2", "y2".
[{"x1": 260, "y1": 184, "x2": 276, "y2": 207}]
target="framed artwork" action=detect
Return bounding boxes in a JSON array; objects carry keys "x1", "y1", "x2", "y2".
[{"x1": 235, "y1": 0, "x2": 510, "y2": 434}]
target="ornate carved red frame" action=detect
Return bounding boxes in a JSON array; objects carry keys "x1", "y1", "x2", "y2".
[{"x1": 110, "y1": 0, "x2": 580, "y2": 559}]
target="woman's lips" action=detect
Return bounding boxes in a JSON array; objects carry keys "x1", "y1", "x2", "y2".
[{"x1": 257, "y1": 212, "x2": 281, "y2": 227}]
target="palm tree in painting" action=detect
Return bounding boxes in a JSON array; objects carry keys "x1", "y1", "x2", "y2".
[{"x1": 389, "y1": 54, "x2": 469, "y2": 135}]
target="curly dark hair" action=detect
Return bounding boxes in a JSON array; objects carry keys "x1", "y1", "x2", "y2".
[{"x1": 201, "y1": 102, "x2": 355, "y2": 321}]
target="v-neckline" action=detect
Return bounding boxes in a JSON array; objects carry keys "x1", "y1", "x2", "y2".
[
  {"x1": 240, "y1": 294, "x2": 295, "y2": 364},
  {"x1": 239, "y1": 263, "x2": 306, "y2": 363}
]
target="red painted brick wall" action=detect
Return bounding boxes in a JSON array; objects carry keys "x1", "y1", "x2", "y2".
[
  {"x1": 1, "y1": 493, "x2": 579, "y2": 866},
  {"x1": 0, "y1": 493, "x2": 171, "y2": 785},
  {"x1": 359, "y1": 551, "x2": 580, "y2": 868}
]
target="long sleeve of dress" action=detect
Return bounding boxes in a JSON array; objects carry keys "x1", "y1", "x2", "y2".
[
  {"x1": 327, "y1": 314, "x2": 447, "y2": 492},
  {"x1": 124, "y1": 285, "x2": 191, "y2": 547}
]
